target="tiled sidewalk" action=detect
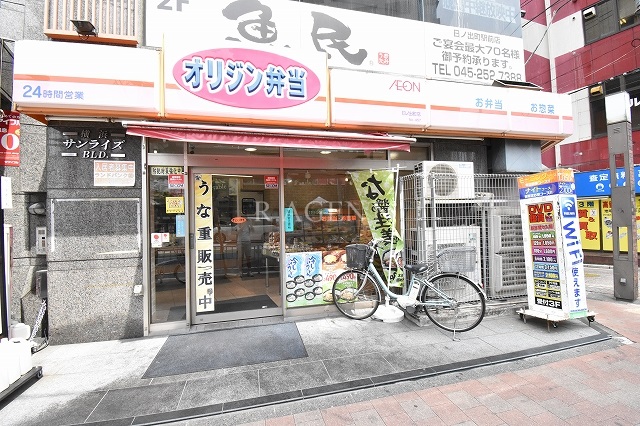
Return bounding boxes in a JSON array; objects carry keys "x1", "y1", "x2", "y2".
[
  {"x1": 232, "y1": 266, "x2": 640, "y2": 426},
  {"x1": 1, "y1": 265, "x2": 633, "y2": 426}
]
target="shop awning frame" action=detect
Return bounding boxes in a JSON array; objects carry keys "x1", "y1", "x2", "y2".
[{"x1": 122, "y1": 121, "x2": 415, "y2": 152}]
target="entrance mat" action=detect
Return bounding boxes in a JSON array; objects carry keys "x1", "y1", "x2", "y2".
[
  {"x1": 166, "y1": 296, "x2": 277, "y2": 323},
  {"x1": 142, "y1": 322, "x2": 307, "y2": 378},
  {"x1": 213, "y1": 295, "x2": 278, "y2": 314}
]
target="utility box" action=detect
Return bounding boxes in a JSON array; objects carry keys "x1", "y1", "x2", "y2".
[{"x1": 35, "y1": 270, "x2": 47, "y2": 299}]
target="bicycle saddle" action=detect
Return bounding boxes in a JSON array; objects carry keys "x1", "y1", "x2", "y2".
[{"x1": 405, "y1": 264, "x2": 430, "y2": 274}]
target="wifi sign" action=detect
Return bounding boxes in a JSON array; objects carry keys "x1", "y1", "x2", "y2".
[{"x1": 560, "y1": 197, "x2": 577, "y2": 218}]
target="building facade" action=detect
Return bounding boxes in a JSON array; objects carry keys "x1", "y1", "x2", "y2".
[
  {"x1": 1, "y1": 0, "x2": 572, "y2": 343},
  {"x1": 522, "y1": 0, "x2": 640, "y2": 171}
]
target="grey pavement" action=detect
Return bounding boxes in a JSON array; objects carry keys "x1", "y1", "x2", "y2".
[{"x1": 0, "y1": 265, "x2": 634, "y2": 426}]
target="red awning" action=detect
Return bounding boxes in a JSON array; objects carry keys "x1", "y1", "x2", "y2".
[{"x1": 123, "y1": 121, "x2": 414, "y2": 152}]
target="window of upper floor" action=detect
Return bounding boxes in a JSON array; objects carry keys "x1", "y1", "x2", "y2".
[
  {"x1": 297, "y1": 0, "x2": 523, "y2": 38},
  {"x1": 583, "y1": 0, "x2": 639, "y2": 45},
  {"x1": 589, "y1": 69, "x2": 640, "y2": 137}
]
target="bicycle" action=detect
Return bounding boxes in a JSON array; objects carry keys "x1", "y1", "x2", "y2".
[{"x1": 332, "y1": 238, "x2": 486, "y2": 332}]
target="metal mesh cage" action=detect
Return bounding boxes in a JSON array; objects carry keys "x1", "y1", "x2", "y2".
[
  {"x1": 437, "y1": 246, "x2": 477, "y2": 273},
  {"x1": 345, "y1": 244, "x2": 371, "y2": 269}
]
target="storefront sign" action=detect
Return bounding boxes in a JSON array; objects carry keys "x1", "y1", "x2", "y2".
[
  {"x1": 425, "y1": 25, "x2": 524, "y2": 84},
  {"x1": 577, "y1": 199, "x2": 601, "y2": 250},
  {"x1": 166, "y1": 196, "x2": 184, "y2": 214},
  {"x1": 146, "y1": 0, "x2": 525, "y2": 85},
  {"x1": 164, "y1": 39, "x2": 329, "y2": 124},
  {"x1": 194, "y1": 174, "x2": 215, "y2": 314},
  {"x1": 173, "y1": 48, "x2": 321, "y2": 109},
  {"x1": 168, "y1": 174, "x2": 184, "y2": 189},
  {"x1": 60, "y1": 129, "x2": 127, "y2": 159},
  {"x1": 264, "y1": 175, "x2": 278, "y2": 189},
  {"x1": 330, "y1": 69, "x2": 427, "y2": 129},
  {"x1": 574, "y1": 166, "x2": 640, "y2": 197},
  {"x1": 518, "y1": 170, "x2": 588, "y2": 319},
  {"x1": 152, "y1": 166, "x2": 184, "y2": 176},
  {"x1": 351, "y1": 169, "x2": 404, "y2": 287},
  {"x1": 93, "y1": 160, "x2": 136, "y2": 187},
  {"x1": 13, "y1": 40, "x2": 160, "y2": 114},
  {"x1": 427, "y1": 80, "x2": 572, "y2": 137},
  {"x1": 0, "y1": 112, "x2": 20, "y2": 167}
]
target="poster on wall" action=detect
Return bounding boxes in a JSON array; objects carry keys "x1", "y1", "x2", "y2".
[
  {"x1": 350, "y1": 169, "x2": 404, "y2": 288},
  {"x1": 194, "y1": 174, "x2": 215, "y2": 314},
  {"x1": 166, "y1": 197, "x2": 185, "y2": 214},
  {"x1": 577, "y1": 199, "x2": 601, "y2": 251},
  {"x1": 284, "y1": 249, "x2": 348, "y2": 308},
  {"x1": 94, "y1": 161, "x2": 135, "y2": 187},
  {"x1": 0, "y1": 112, "x2": 20, "y2": 167},
  {"x1": 518, "y1": 170, "x2": 589, "y2": 321}
]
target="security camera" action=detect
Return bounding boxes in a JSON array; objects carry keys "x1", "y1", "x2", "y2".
[{"x1": 521, "y1": 9, "x2": 526, "y2": 18}]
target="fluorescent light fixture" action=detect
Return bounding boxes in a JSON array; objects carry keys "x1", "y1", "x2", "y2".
[
  {"x1": 211, "y1": 173, "x2": 253, "y2": 178},
  {"x1": 71, "y1": 20, "x2": 97, "y2": 36},
  {"x1": 320, "y1": 150, "x2": 332, "y2": 154},
  {"x1": 245, "y1": 147, "x2": 257, "y2": 152}
]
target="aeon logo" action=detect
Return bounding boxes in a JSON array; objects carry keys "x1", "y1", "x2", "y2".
[{"x1": 173, "y1": 48, "x2": 321, "y2": 109}]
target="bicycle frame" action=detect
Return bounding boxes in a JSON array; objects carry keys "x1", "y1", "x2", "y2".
[{"x1": 354, "y1": 242, "x2": 457, "y2": 309}]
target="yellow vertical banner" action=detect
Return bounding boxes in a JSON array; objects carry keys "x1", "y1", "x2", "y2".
[
  {"x1": 577, "y1": 199, "x2": 601, "y2": 250},
  {"x1": 600, "y1": 198, "x2": 640, "y2": 252},
  {"x1": 194, "y1": 174, "x2": 215, "y2": 314}
]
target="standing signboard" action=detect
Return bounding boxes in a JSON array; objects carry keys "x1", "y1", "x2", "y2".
[{"x1": 517, "y1": 169, "x2": 594, "y2": 326}]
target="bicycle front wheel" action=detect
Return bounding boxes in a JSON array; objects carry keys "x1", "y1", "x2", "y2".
[
  {"x1": 332, "y1": 269, "x2": 381, "y2": 320},
  {"x1": 420, "y1": 273, "x2": 485, "y2": 332}
]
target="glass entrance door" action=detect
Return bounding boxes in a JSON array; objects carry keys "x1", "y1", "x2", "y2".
[
  {"x1": 190, "y1": 169, "x2": 282, "y2": 323},
  {"x1": 148, "y1": 166, "x2": 187, "y2": 324}
]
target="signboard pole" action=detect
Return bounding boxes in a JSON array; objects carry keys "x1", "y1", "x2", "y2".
[{"x1": 606, "y1": 92, "x2": 638, "y2": 300}]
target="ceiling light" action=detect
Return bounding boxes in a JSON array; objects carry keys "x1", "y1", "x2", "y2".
[
  {"x1": 245, "y1": 147, "x2": 257, "y2": 152},
  {"x1": 320, "y1": 150, "x2": 331, "y2": 154}
]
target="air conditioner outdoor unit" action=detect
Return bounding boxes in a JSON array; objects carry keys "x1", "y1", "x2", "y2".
[{"x1": 414, "y1": 161, "x2": 475, "y2": 199}]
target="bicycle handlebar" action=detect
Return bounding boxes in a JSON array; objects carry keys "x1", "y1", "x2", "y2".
[{"x1": 369, "y1": 238, "x2": 387, "y2": 249}]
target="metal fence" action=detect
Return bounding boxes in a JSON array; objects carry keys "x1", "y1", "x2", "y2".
[{"x1": 400, "y1": 168, "x2": 528, "y2": 301}]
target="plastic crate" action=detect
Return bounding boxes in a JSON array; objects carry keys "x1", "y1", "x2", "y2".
[
  {"x1": 345, "y1": 244, "x2": 371, "y2": 269},
  {"x1": 437, "y1": 246, "x2": 476, "y2": 273}
]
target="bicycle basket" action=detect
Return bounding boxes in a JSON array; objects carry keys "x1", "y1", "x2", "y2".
[
  {"x1": 345, "y1": 244, "x2": 371, "y2": 269},
  {"x1": 437, "y1": 246, "x2": 476, "y2": 273}
]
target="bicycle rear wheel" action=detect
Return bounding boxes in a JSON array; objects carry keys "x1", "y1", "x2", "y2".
[
  {"x1": 332, "y1": 269, "x2": 381, "y2": 320},
  {"x1": 420, "y1": 273, "x2": 485, "y2": 332}
]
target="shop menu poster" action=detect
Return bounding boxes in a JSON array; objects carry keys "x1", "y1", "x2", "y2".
[{"x1": 284, "y1": 249, "x2": 347, "y2": 308}]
